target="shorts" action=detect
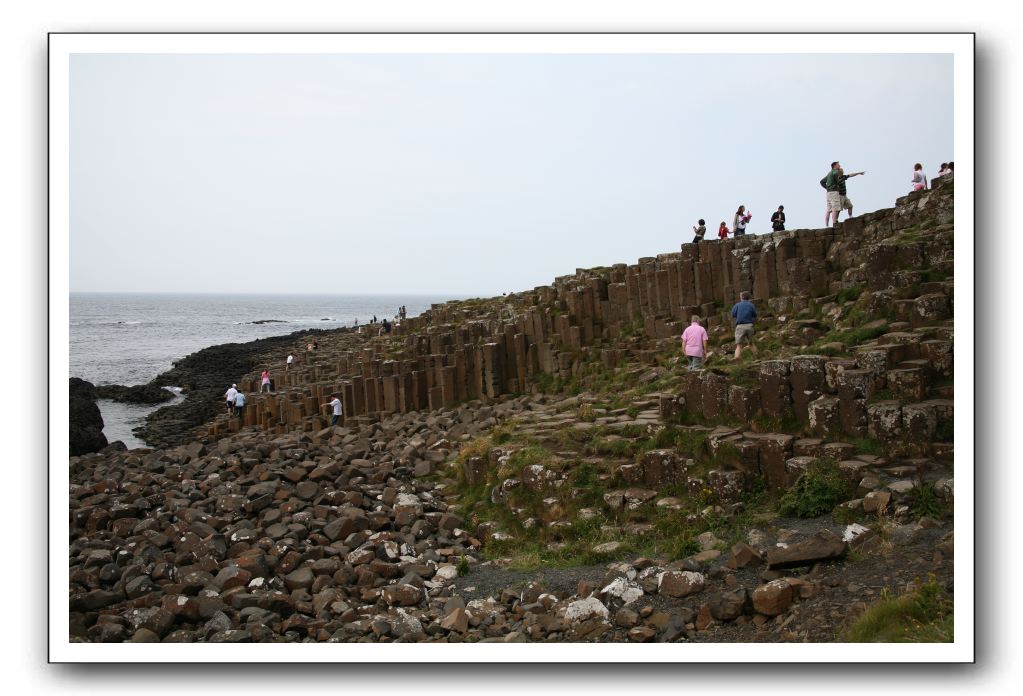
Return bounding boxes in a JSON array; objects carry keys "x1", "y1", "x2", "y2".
[
  {"x1": 841, "y1": 195, "x2": 853, "y2": 210},
  {"x1": 227, "y1": 400, "x2": 234, "y2": 408},
  {"x1": 735, "y1": 323, "x2": 754, "y2": 345},
  {"x1": 826, "y1": 190, "x2": 843, "y2": 212},
  {"x1": 913, "y1": 183, "x2": 926, "y2": 191}
]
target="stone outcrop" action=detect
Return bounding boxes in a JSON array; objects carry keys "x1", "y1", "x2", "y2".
[{"x1": 69, "y1": 378, "x2": 107, "y2": 455}]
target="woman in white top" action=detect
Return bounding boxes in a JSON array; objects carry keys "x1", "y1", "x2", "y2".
[
  {"x1": 912, "y1": 163, "x2": 928, "y2": 191},
  {"x1": 733, "y1": 206, "x2": 751, "y2": 236}
]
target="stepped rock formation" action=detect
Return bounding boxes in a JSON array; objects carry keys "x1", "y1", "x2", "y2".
[{"x1": 68, "y1": 177, "x2": 956, "y2": 644}]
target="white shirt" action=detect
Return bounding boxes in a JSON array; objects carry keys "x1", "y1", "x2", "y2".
[
  {"x1": 287, "y1": 355, "x2": 294, "y2": 364},
  {"x1": 225, "y1": 387, "x2": 238, "y2": 401},
  {"x1": 329, "y1": 398, "x2": 342, "y2": 416}
]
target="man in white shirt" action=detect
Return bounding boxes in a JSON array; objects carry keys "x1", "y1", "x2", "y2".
[
  {"x1": 321, "y1": 394, "x2": 343, "y2": 427},
  {"x1": 286, "y1": 354, "x2": 294, "y2": 371},
  {"x1": 225, "y1": 384, "x2": 238, "y2": 416}
]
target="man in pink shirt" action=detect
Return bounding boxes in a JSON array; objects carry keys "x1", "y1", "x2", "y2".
[{"x1": 680, "y1": 315, "x2": 709, "y2": 371}]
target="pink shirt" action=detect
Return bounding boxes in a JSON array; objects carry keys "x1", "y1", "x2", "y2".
[{"x1": 681, "y1": 323, "x2": 708, "y2": 357}]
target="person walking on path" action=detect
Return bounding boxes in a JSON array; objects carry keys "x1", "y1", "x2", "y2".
[
  {"x1": 691, "y1": 219, "x2": 707, "y2": 244},
  {"x1": 911, "y1": 163, "x2": 928, "y2": 191},
  {"x1": 322, "y1": 394, "x2": 343, "y2": 427},
  {"x1": 680, "y1": 315, "x2": 710, "y2": 371},
  {"x1": 260, "y1": 369, "x2": 271, "y2": 393},
  {"x1": 822, "y1": 161, "x2": 865, "y2": 227},
  {"x1": 225, "y1": 384, "x2": 238, "y2": 417},
  {"x1": 286, "y1": 354, "x2": 294, "y2": 371},
  {"x1": 771, "y1": 206, "x2": 786, "y2": 232},
  {"x1": 730, "y1": 291, "x2": 759, "y2": 361},
  {"x1": 718, "y1": 221, "x2": 730, "y2": 239},
  {"x1": 733, "y1": 206, "x2": 752, "y2": 236},
  {"x1": 233, "y1": 390, "x2": 246, "y2": 420}
]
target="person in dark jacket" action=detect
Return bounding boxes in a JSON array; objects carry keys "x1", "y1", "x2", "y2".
[
  {"x1": 691, "y1": 219, "x2": 707, "y2": 244},
  {"x1": 771, "y1": 205, "x2": 786, "y2": 232}
]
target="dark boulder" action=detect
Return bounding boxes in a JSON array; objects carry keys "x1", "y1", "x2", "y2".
[
  {"x1": 95, "y1": 383, "x2": 176, "y2": 404},
  {"x1": 69, "y1": 378, "x2": 107, "y2": 455}
]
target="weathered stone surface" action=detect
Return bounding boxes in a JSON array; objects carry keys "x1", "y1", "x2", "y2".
[
  {"x1": 751, "y1": 579, "x2": 794, "y2": 616},
  {"x1": 658, "y1": 571, "x2": 706, "y2": 598},
  {"x1": 766, "y1": 530, "x2": 847, "y2": 570}
]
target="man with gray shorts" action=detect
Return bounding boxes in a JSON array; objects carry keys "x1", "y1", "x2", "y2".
[
  {"x1": 824, "y1": 161, "x2": 865, "y2": 227},
  {"x1": 730, "y1": 291, "x2": 758, "y2": 361}
]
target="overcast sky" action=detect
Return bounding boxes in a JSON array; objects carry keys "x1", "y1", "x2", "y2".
[{"x1": 70, "y1": 52, "x2": 953, "y2": 296}]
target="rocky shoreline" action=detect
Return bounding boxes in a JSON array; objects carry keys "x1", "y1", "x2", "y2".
[{"x1": 68, "y1": 181, "x2": 957, "y2": 645}]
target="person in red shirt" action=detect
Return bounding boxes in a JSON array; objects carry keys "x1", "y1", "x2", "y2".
[{"x1": 718, "y1": 221, "x2": 729, "y2": 239}]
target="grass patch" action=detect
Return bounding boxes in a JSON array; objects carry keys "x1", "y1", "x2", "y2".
[
  {"x1": 778, "y1": 458, "x2": 855, "y2": 518},
  {"x1": 835, "y1": 285, "x2": 865, "y2": 304},
  {"x1": 851, "y1": 438, "x2": 884, "y2": 456},
  {"x1": 843, "y1": 576, "x2": 953, "y2": 642},
  {"x1": 905, "y1": 480, "x2": 950, "y2": 520}
]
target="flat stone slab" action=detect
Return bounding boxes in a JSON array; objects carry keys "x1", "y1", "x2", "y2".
[{"x1": 766, "y1": 530, "x2": 847, "y2": 570}]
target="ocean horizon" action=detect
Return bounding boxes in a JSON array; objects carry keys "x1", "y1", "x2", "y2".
[{"x1": 70, "y1": 291, "x2": 463, "y2": 447}]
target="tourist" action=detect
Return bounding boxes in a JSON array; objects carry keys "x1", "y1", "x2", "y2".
[
  {"x1": 372, "y1": 315, "x2": 377, "y2": 324},
  {"x1": 912, "y1": 163, "x2": 928, "y2": 191},
  {"x1": 691, "y1": 219, "x2": 707, "y2": 244},
  {"x1": 946, "y1": 161, "x2": 954, "y2": 175},
  {"x1": 400, "y1": 305, "x2": 407, "y2": 321},
  {"x1": 322, "y1": 394, "x2": 343, "y2": 427},
  {"x1": 260, "y1": 369, "x2": 271, "y2": 393},
  {"x1": 354, "y1": 317, "x2": 359, "y2": 327},
  {"x1": 225, "y1": 384, "x2": 238, "y2": 416},
  {"x1": 233, "y1": 389, "x2": 246, "y2": 420},
  {"x1": 938, "y1": 162, "x2": 948, "y2": 177},
  {"x1": 313, "y1": 340, "x2": 318, "y2": 350},
  {"x1": 718, "y1": 221, "x2": 730, "y2": 239},
  {"x1": 306, "y1": 342, "x2": 314, "y2": 353},
  {"x1": 730, "y1": 291, "x2": 759, "y2": 361},
  {"x1": 733, "y1": 205, "x2": 752, "y2": 236},
  {"x1": 680, "y1": 315, "x2": 709, "y2": 371},
  {"x1": 382, "y1": 318, "x2": 391, "y2": 334},
  {"x1": 822, "y1": 161, "x2": 865, "y2": 227},
  {"x1": 836, "y1": 164, "x2": 864, "y2": 221},
  {"x1": 771, "y1": 205, "x2": 786, "y2": 232}
]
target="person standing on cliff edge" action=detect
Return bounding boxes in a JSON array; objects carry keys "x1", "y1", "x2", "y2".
[
  {"x1": 733, "y1": 206, "x2": 751, "y2": 236},
  {"x1": 771, "y1": 206, "x2": 786, "y2": 232},
  {"x1": 691, "y1": 219, "x2": 707, "y2": 244},
  {"x1": 730, "y1": 292, "x2": 758, "y2": 361},
  {"x1": 822, "y1": 161, "x2": 865, "y2": 227},
  {"x1": 322, "y1": 394, "x2": 343, "y2": 427}
]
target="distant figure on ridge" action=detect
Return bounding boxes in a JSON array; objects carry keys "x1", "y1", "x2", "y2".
[
  {"x1": 680, "y1": 315, "x2": 709, "y2": 371},
  {"x1": 692, "y1": 219, "x2": 707, "y2": 244},
  {"x1": 233, "y1": 390, "x2": 246, "y2": 419},
  {"x1": 912, "y1": 163, "x2": 928, "y2": 192},
  {"x1": 771, "y1": 205, "x2": 786, "y2": 232},
  {"x1": 382, "y1": 318, "x2": 391, "y2": 334},
  {"x1": 718, "y1": 221, "x2": 730, "y2": 239},
  {"x1": 225, "y1": 384, "x2": 238, "y2": 416},
  {"x1": 946, "y1": 161, "x2": 954, "y2": 175},
  {"x1": 260, "y1": 369, "x2": 271, "y2": 393},
  {"x1": 733, "y1": 206, "x2": 752, "y2": 236},
  {"x1": 400, "y1": 305, "x2": 407, "y2": 321},
  {"x1": 730, "y1": 291, "x2": 758, "y2": 361},
  {"x1": 372, "y1": 315, "x2": 377, "y2": 324},
  {"x1": 354, "y1": 317, "x2": 359, "y2": 327},
  {"x1": 822, "y1": 161, "x2": 865, "y2": 227},
  {"x1": 938, "y1": 162, "x2": 949, "y2": 177},
  {"x1": 322, "y1": 394, "x2": 343, "y2": 427},
  {"x1": 286, "y1": 353, "x2": 294, "y2": 371}
]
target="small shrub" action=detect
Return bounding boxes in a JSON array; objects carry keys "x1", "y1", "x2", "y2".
[
  {"x1": 906, "y1": 481, "x2": 948, "y2": 520},
  {"x1": 778, "y1": 458, "x2": 854, "y2": 518},
  {"x1": 457, "y1": 555, "x2": 471, "y2": 577},
  {"x1": 836, "y1": 285, "x2": 865, "y2": 304},
  {"x1": 843, "y1": 576, "x2": 953, "y2": 642}
]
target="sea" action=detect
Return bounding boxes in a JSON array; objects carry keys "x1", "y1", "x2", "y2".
[{"x1": 69, "y1": 293, "x2": 459, "y2": 448}]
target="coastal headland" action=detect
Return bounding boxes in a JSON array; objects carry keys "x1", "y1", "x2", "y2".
[{"x1": 69, "y1": 177, "x2": 956, "y2": 644}]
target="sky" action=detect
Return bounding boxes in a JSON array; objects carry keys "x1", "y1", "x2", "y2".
[{"x1": 70, "y1": 52, "x2": 953, "y2": 296}]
